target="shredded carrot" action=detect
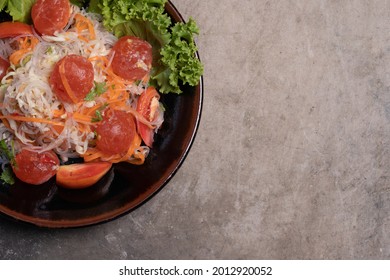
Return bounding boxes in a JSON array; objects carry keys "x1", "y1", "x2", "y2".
[
  {"x1": 74, "y1": 14, "x2": 96, "y2": 41},
  {"x1": 1, "y1": 118, "x2": 11, "y2": 130},
  {"x1": 52, "y1": 125, "x2": 64, "y2": 135},
  {"x1": 128, "y1": 149, "x2": 146, "y2": 165},
  {"x1": 82, "y1": 148, "x2": 103, "y2": 162},
  {"x1": 0, "y1": 114, "x2": 64, "y2": 126},
  {"x1": 53, "y1": 108, "x2": 66, "y2": 118},
  {"x1": 9, "y1": 37, "x2": 39, "y2": 66},
  {"x1": 72, "y1": 112, "x2": 94, "y2": 125},
  {"x1": 115, "y1": 133, "x2": 142, "y2": 163},
  {"x1": 83, "y1": 133, "x2": 143, "y2": 164}
]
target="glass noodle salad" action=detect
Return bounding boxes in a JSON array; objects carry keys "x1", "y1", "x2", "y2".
[{"x1": 0, "y1": 0, "x2": 202, "y2": 188}]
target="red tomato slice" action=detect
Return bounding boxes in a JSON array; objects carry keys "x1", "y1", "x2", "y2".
[
  {"x1": 95, "y1": 110, "x2": 136, "y2": 155},
  {"x1": 0, "y1": 22, "x2": 33, "y2": 38},
  {"x1": 56, "y1": 162, "x2": 112, "y2": 189},
  {"x1": 0, "y1": 57, "x2": 10, "y2": 80},
  {"x1": 12, "y1": 149, "x2": 60, "y2": 185},
  {"x1": 111, "y1": 36, "x2": 152, "y2": 81},
  {"x1": 31, "y1": 0, "x2": 70, "y2": 36},
  {"x1": 136, "y1": 86, "x2": 160, "y2": 147},
  {"x1": 49, "y1": 55, "x2": 94, "y2": 103}
]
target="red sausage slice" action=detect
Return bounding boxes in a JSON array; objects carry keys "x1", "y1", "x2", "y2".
[
  {"x1": 50, "y1": 55, "x2": 94, "y2": 103},
  {"x1": 12, "y1": 149, "x2": 59, "y2": 185},
  {"x1": 95, "y1": 110, "x2": 136, "y2": 155},
  {"x1": 111, "y1": 36, "x2": 153, "y2": 81},
  {"x1": 31, "y1": 0, "x2": 71, "y2": 36}
]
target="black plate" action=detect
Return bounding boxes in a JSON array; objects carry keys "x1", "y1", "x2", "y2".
[{"x1": 0, "y1": 1, "x2": 203, "y2": 228}]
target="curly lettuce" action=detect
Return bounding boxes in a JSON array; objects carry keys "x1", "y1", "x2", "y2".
[
  {"x1": 0, "y1": 0, "x2": 35, "y2": 23},
  {"x1": 98, "y1": 0, "x2": 203, "y2": 94}
]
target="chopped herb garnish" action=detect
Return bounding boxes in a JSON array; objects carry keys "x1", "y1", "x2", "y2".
[
  {"x1": 21, "y1": 54, "x2": 32, "y2": 66},
  {"x1": 91, "y1": 102, "x2": 110, "y2": 122},
  {"x1": 84, "y1": 81, "x2": 107, "y2": 101},
  {"x1": 91, "y1": 110, "x2": 103, "y2": 122},
  {"x1": 46, "y1": 46, "x2": 54, "y2": 55}
]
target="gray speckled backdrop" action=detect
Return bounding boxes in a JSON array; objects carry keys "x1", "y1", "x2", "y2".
[{"x1": 1, "y1": 0, "x2": 390, "y2": 259}]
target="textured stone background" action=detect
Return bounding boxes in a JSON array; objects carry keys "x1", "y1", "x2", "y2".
[{"x1": 1, "y1": 0, "x2": 390, "y2": 259}]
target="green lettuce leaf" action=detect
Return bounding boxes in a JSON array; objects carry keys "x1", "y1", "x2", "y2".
[
  {"x1": 156, "y1": 18, "x2": 203, "y2": 93},
  {"x1": 6, "y1": 0, "x2": 35, "y2": 23},
  {"x1": 0, "y1": 0, "x2": 7, "y2": 12},
  {"x1": 87, "y1": 0, "x2": 101, "y2": 13}
]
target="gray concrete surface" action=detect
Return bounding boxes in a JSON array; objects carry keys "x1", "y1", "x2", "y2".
[{"x1": 1, "y1": 0, "x2": 390, "y2": 259}]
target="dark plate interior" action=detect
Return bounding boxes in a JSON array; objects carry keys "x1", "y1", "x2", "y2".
[{"x1": 0, "y1": 1, "x2": 203, "y2": 228}]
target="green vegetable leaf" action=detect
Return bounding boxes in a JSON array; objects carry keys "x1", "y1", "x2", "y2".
[
  {"x1": 0, "y1": 0, "x2": 7, "y2": 12},
  {"x1": 91, "y1": 110, "x2": 103, "y2": 122},
  {"x1": 100, "y1": 0, "x2": 128, "y2": 29},
  {"x1": 1, "y1": 166, "x2": 15, "y2": 185},
  {"x1": 87, "y1": 0, "x2": 101, "y2": 13},
  {"x1": 6, "y1": 0, "x2": 35, "y2": 23},
  {"x1": 84, "y1": 81, "x2": 107, "y2": 101},
  {"x1": 154, "y1": 18, "x2": 203, "y2": 93}
]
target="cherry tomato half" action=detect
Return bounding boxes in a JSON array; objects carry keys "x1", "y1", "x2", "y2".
[
  {"x1": 31, "y1": 0, "x2": 70, "y2": 36},
  {"x1": 111, "y1": 36, "x2": 152, "y2": 81},
  {"x1": 95, "y1": 109, "x2": 136, "y2": 155},
  {"x1": 136, "y1": 87, "x2": 161, "y2": 147},
  {"x1": 49, "y1": 55, "x2": 94, "y2": 103},
  {"x1": 12, "y1": 149, "x2": 60, "y2": 185},
  {"x1": 0, "y1": 57, "x2": 10, "y2": 80},
  {"x1": 0, "y1": 22, "x2": 33, "y2": 38}
]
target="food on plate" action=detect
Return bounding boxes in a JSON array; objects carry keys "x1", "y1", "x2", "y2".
[
  {"x1": 110, "y1": 35, "x2": 152, "y2": 81},
  {"x1": 56, "y1": 161, "x2": 112, "y2": 188},
  {"x1": 12, "y1": 149, "x2": 59, "y2": 185},
  {"x1": 0, "y1": 0, "x2": 202, "y2": 188},
  {"x1": 32, "y1": 0, "x2": 71, "y2": 36},
  {"x1": 49, "y1": 54, "x2": 95, "y2": 103},
  {"x1": 0, "y1": 22, "x2": 33, "y2": 38},
  {"x1": 0, "y1": 57, "x2": 10, "y2": 80}
]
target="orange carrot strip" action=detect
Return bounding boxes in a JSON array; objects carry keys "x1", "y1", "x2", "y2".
[
  {"x1": 72, "y1": 112, "x2": 94, "y2": 125},
  {"x1": 82, "y1": 133, "x2": 142, "y2": 164},
  {"x1": 127, "y1": 151, "x2": 146, "y2": 165},
  {"x1": 59, "y1": 61, "x2": 79, "y2": 104},
  {"x1": 74, "y1": 14, "x2": 96, "y2": 41},
  {"x1": 82, "y1": 148, "x2": 103, "y2": 162},
  {"x1": 0, "y1": 115, "x2": 64, "y2": 126},
  {"x1": 9, "y1": 37, "x2": 39, "y2": 65},
  {"x1": 53, "y1": 108, "x2": 66, "y2": 118}
]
